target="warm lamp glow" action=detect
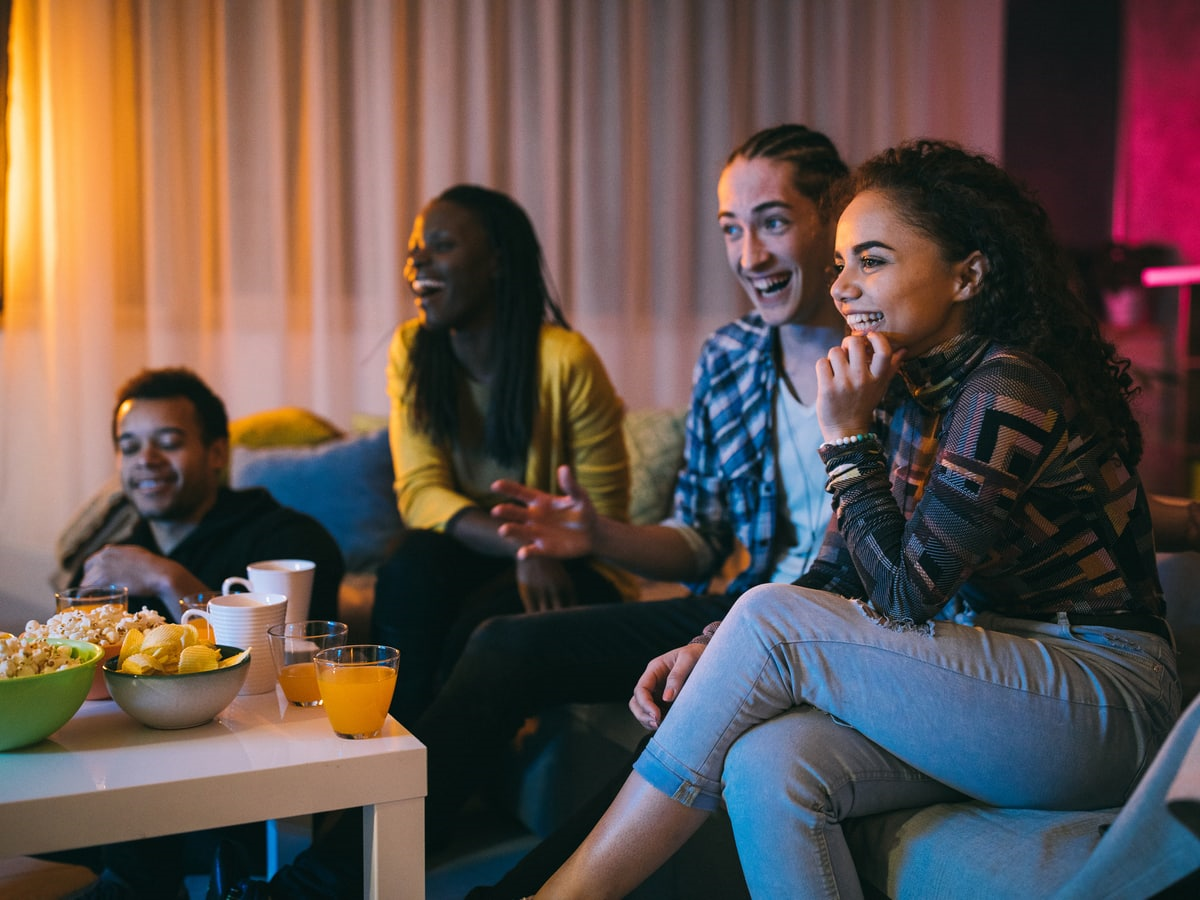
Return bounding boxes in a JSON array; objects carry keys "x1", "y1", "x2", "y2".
[{"x1": 4, "y1": 0, "x2": 55, "y2": 313}]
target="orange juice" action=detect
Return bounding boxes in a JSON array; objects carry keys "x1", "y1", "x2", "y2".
[
  {"x1": 58, "y1": 600, "x2": 112, "y2": 615},
  {"x1": 277, "y1": 662, "x2": 322, "y2": 706},
  {"x1": 316, "y1": 665, "x2": 397, "y2": 737}
]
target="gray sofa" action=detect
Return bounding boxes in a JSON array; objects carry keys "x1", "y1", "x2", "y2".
[
  {"x1": 846, "y1": 552, "x2": 1200, "y2": 900},
  {"x1": 230, "y1": 409, "x2": 1200, "y2": 898}
]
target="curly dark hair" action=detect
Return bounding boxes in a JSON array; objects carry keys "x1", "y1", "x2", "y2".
[
  {"x1": 726, "y1": 124, "x2": 849, "y2": 223},
  {"x1": 111, "y1": 367, "x2": 229, "y2": 445},
  {"x1": 406, "y1": 184, "x2": 569, "y2": 466},
  {"x1": 835, "y1": 139, "x2": 1142, "y2": 464}
]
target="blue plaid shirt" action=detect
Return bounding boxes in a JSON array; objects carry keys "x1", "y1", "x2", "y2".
[{"x1": 670, "y1": 313, "x2": 787, "y2": 596}]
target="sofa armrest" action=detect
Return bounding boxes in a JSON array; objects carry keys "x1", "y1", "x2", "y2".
[{"x1": 1051, "y1": 692, "x2": 1200, "y2": 898}]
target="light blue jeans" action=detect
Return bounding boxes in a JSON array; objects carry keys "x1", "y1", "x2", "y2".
[{"x1": 632, "y1": 584, "x2": 1180, "y2": 898}]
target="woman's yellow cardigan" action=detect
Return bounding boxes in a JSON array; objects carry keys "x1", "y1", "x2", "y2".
[{"x1": 386, "y1": 320, "x2": 635, "y2": 599}]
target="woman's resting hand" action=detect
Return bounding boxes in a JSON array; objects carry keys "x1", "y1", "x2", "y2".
[
  {"x1": 516, "y1": 556, "x2": 577, "y2": 612},
  {"x1": 630, "y1": 643, "x2": 706, "y2": 731}
]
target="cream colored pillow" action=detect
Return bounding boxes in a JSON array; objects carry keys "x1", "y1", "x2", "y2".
[{"x1": 624, "y1": 408, "x2": 687, "y2": 526}]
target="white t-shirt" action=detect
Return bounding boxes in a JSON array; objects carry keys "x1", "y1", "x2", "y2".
[{"x1": 769, "y1": 385, "x2": 832, "y2": 584}]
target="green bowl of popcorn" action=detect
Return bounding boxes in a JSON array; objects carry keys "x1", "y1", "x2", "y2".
[{"x1": 0, "y1": 636, "x2": 103, "y2": 751}]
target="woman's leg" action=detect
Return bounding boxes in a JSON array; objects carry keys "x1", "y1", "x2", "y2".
[
  {"x1": 434, "y1": 557, "x2": 623, "y2": 692},
  {"x1": 371, "y1": 529, "x2": 510, "y2": 723},
  {"x1": 417, "y1": 592, "x2": 735, "y2": 853},
  {"x1": 722, "y1": 707, "x2": 964, "y2": 897},
  {"x1": 533, "y1": 771, "x2": 708, "y2": 900},
  {"x1": 638, "y1": 583, "x2": 1176, "y2": 813},
  {"x1": 546, "y1": 583, "x2": 1176, "y2": 897}
]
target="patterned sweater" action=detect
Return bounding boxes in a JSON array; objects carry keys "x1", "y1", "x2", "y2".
[{"x1": 798, "y1": 334, "x2": 1164, "y2": 624}]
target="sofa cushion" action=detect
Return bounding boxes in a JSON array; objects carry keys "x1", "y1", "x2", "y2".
[
  {"x1": 847, "y1": 691, "x2": 1200, "y2": 900},
  {"x1": 229, "y1": 407, "x2": 343, "y2": 448},
  {"x1": 1158, "y1": 552, "x2": 1200, "y2": 706},
  {"x1": 846, "y1": 803, "x2": 1117, "y2": 899},
  {"x1": 624, "y1": 408, "x2": 686, "y2": 526},
  {"x1": 230, "y1": 428, "x2": 403, "y2": 572}
]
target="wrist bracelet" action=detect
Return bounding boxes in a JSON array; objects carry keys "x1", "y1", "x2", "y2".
[{"x1": 819, "y1": 432, "x2": 876, "y2": 453}]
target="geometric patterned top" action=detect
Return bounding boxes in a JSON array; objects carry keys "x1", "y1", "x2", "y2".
[{"x1": 800, "y1": 333, "x2": 1164, "y2": 623}]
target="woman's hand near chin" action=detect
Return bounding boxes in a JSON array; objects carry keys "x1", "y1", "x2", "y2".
[{"x1": 815, "y1": 331, "x2": 904, "y2": 441}]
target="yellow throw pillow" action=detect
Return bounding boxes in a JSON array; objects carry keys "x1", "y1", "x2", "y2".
[{"x1": 229, "y1": 407, "x2": 343, "y2": 448}]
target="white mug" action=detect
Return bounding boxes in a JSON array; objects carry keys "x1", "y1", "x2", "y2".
[
  {"x1": 182, "y1": 592, "x2": 288, "y2": 694},
  {"x1": 222, "y1": 559, "x2": 316, "y2": 623}
]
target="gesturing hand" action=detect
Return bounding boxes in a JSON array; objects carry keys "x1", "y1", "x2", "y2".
[
  {"x1": 629, "y1": 643, "x2": 706, "y2": 731},
  {"x1": 492, "y1": 465, "x2": 598, "y2": 561}
]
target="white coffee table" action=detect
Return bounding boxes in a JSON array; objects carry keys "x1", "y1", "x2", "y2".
[{"x1": 0, "y1": 690, "x2": 426, "y2": 898}]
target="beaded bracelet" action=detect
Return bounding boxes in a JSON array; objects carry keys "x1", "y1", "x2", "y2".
[{"x1": 819, "y1": 432, "x2": 877, "y2": 453}]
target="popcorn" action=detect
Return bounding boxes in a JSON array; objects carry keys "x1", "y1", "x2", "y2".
[
  {"x1": 0, "y1": 632, "x2": 84, "y2": 678},
  {"x1": 24, "y1": 603, "x2": 166, "y2": 648},
  {"x1": 1, "y1": 603, "x2": 171, "y2": 679}
]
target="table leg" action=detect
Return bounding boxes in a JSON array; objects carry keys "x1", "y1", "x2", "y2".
[
  {"x1": 364, "y1": 797, "x2": 424, "y2": 899},
  {"x1": 265, "y1": 815, "x2": 314, "y2": 876}
]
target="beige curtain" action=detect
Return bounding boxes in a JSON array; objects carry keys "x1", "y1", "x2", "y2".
[{"x1": 0, "y1": 0, "x2": 1004, "y2": 621}]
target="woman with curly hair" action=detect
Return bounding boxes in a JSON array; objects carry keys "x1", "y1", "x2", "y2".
[{"x1": 520, "y1": 141, "x2": 1179, "y2": 899}]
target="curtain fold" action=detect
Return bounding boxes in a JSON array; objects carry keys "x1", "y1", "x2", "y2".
[{"x1": 0, "y1": 0, "x2": 1004, "y2": 622}]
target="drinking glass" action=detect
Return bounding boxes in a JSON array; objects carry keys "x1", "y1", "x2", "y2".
[
  {"x1": 313, "y1": 644, "x2": 400, "y2": 739},
  {"x1": 51, "y1": 585, "x2": 128, "y2": 700},
  {"x1": 179, "y1": 592, "x2": 222, "y2": 643},
  {"x1": 54, "y1": 585, "x2": 129, "y2": 616},
  {"x1": 267, "y1": 620, "x2": 349, "y2": 706}
]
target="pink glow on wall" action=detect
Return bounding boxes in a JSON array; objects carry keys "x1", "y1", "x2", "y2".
[{"x1": 1113, "y1": 0, "x2": 1200, "y2": 264}]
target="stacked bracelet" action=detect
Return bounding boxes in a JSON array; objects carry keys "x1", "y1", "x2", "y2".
[
  {"x1": 688, "y1": 620, "x2": 722, "y2": 646},
  {"x1": 819, "y1": 432, "x2": 876, "y2": 453}
]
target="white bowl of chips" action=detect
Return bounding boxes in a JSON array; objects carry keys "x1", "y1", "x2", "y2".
[{"x1": 102, "y1": 626, "x2": 251, "y2": 729}]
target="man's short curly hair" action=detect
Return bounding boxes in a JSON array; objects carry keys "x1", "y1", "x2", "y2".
[{"x1": 111, "y1": 367, "x2": 229, "y2": 445}]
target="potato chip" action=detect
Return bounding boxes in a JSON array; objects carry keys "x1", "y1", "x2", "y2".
[
  {"x1": 118, "y1": 629, "x2": 144, "y2": 667},
  {"x1": 110, "y1": 625, "x2": 241, "y2": 676},
  {"x1": 219, "y1": 648, "x2": 251, "y2": 669},
  {"x1": 141, "y1": 623, "x2": 194, "y2": 650},
  {"x1": 119, "y1": 652, "x2": 164, "y2": 675},
  {"x1": 177, "y1": 644, "x2": 221, "y2": 674}
]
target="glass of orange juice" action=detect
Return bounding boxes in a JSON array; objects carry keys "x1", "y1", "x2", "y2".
[
  {"x1": 313, "y1": 644, "x2": 400, "y2": 738},
  {"x1": 267, "y1": 620, "x2": 349, "y2": 707},
  {"x1": 179, "y1": 592, "x2": 223, "y2": 644}
]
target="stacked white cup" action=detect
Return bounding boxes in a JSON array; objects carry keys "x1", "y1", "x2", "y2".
[
  {"x1": 182, "y1": 593, "x2": 288, "y2": 694},
  {"x1": 222, "y1": 559, "x2": 316, "y2": 623}
]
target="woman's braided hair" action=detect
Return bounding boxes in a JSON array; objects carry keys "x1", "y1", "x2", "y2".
[{"x1": 407, "y1": 185, "x2": 568, "y2": 466}]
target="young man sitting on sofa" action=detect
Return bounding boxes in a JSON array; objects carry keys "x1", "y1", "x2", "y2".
[
  {"x1": 52, "y1": 366, "x2": 344, "y2": 900},
  {"x1": 55, "y1": 367, "x2": 344, "y2": 624}
]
